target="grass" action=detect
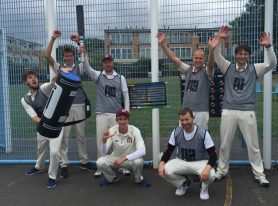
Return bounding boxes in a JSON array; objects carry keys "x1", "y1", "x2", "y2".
[{"x1": 10, "y1": 75, "x2": 278, "y2": 140}]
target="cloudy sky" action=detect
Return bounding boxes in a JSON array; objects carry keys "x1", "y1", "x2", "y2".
[{"x1": 0, "y1": 0, "x2": 249, "y2": 46}]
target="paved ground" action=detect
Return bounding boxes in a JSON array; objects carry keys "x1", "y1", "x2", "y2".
[{"x1": 0, "y1": 165, "x2": 278, "y2": 206}]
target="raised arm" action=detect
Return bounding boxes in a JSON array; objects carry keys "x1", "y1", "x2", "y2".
[
  {"x1": 255, "y1": 32, "x2": 277, "y2": 78},
  {"x1": 210, "y1": 26, "x2": 231, "y2": 74},
  {"x1": 100, "y1": 129, "x2": 114, "y2": 156},
  {"x1": 121, "y1": 76, "x2": 130, "y2": 112},
  {"x1": 156, "y1": 32, "x2": 182, "y2": 68},
  {"x1": 45, "y1": 30, "x2": 61, "y2": 67},
  {"x1": 79, "y1": 44, "x2": 101, "y2": 82}
]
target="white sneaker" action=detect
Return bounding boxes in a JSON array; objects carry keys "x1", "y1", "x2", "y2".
[
  {"x1": 94, "y1": 170, "x2": 102, "y2": 178},
  {"x1": 200, "y1": 189, "x2": 209, "y2": 200},
  {"x1": 256, "y1": 176, "x2": 270, "y2": 187},
  {"x1": 214, "y1": 172, "x2": 226, "y2": 182},
  {"x1": 175, "y1": 180, "x2": 190, "y2": 196},
  {"x1": 121, "y1": 168, "x2": 130, "y2": 176}
]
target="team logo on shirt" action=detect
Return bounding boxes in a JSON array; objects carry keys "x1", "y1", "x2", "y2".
[
  {"x1": 127, "y1": 136, "x2": 132, "y2": 143},
  {"x1": 233, "y1": 77, "x2": 245, "y2": 90}
]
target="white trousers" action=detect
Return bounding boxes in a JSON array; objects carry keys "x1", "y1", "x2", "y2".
[
  {"x1": 96, "y1": 114, "x2": 117, "y2": 158},
  {"x1": 35, "y1": 128, "x2": 63, "y2": 180},
  {"x1": 60, "y1": 105, "x2": 89, "y2": 167},
  {"x1": 96, "y1": 155, "x2": 144, "y2": 182},
  {"x1": 193, "y1": 111, "x2": 209, "y2": 130},
  {"x1": 217, "y1": 109, "x2": 265, "y2": 178},
  {"x1": 164, "y1": 158, "x2": 215, "y2": 190}
]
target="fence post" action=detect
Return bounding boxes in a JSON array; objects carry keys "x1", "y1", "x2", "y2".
[
  {"x1": 44, "y1": 0, "x2": 57, "y2": 79},
  {"x1": 150, "y1": 0, "x2": 160, "y2": 168},
  {"x1": 0, "y1": 28, "x2": 11, "y2": 153},
  {"x1": 263, "y1": 0, "x2": 273, "y2": 169}
]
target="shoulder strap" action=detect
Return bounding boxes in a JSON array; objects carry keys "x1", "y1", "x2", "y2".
[{"x1": 64, "y1": 118, "x2": 86, "y2": 126}]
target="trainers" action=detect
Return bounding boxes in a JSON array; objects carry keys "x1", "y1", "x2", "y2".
[
  {"x1": 175, "y1": 179, "x2": 190, "y2": 196},
  {"x1": 99, "y1": 176, "x2": 119, "y2": 186},
  {"x1": 138, "y1": 178, "x2": 151, "y2": 188},
  {"x1": 121, "y1": 168, "x2": 130, "y2": 176},
  {"x1": 256, "y1": 177, "x2": 270, "y2": 187},
  {"x1": 80, "y1": 162, "x2": 95, "y2": 171},
  {"x1": 47, "y1": 178, "x2": 57, "y2": 189},
  {"x1": 94, "y1": 170, "x2": 102, "y2": 178},
  {"x1": 214, "y1": 172, "x2": 226, "y2": 182},
  {"x1": 25, "y1": 167, "x2": 46, "y2": 176},
  {"x1": 60, "y1": 167, "x2": 69, "y2": 179},
  {"x1": 200, "y1": 189, "x2": 209, "y2": 200}
]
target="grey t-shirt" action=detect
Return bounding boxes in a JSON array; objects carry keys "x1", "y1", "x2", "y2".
[
  {"x1": 222, "y1": 64, "x2": 257, "y2": 111},
  {"x1": 174, "y1": 125, "x2": 209, "y2": 161},
  {"x1": 95, "y1": 73, "x2": 123, "y2": 113},
  {"x1": 180, "y1": 64, "x2": 211, "y2": 112}
]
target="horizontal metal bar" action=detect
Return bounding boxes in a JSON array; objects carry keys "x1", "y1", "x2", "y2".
[{"x1": 0, "y1": 160, "x2": 153, "y2": 166}]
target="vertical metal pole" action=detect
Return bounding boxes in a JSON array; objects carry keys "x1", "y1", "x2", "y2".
[
  {"x1": 263, "y1": 0, "x2": 273, "y2": 169},
  {"x1": 44, "y1": 0, "x2": 57, "y2": 79},
  {"x1": 0, "y1": 28, "x2": 11, "y2": 152},
  {"x1": 150, "y1": 0, "x2": 160, "y2": 168}
]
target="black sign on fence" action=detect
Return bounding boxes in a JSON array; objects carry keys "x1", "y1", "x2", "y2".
[
  {"x1": 179, "y1": 68, "x2": 224, "y2": 117},
  {"x1": 209, "y1": 68, "x2": 224, "y2": 117},
  {"x1": 128, "y1": 82, "x2": 167, "y2": 108}
]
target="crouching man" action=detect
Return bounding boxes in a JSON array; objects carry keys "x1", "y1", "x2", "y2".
[
  {"x1": 96, "y1": 109, "x2": 150, "y2": 187},
  {"x1": 158, "y1": 107, "x2": 217, "y2": 200}
]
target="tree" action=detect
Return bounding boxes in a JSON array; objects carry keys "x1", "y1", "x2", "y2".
[{"x1": 229, "y1": 0, "x2": 277, "y2": 63}]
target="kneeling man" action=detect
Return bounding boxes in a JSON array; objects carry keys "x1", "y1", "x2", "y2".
[
  {"x1": 158, "y1": 107, "x2": 217, "y2": 200},
  {"x1": 97, "y1": 109, "x2": 150, "y2": 187}
]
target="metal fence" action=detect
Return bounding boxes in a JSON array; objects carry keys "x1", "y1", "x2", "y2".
[{"x1": 0, "y1": 0, "x2": 277, "y2": 165}]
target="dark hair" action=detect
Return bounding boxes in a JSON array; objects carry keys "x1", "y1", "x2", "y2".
[
  {"x1": 63, "y1": 47, "x2": 75, "y2": 56},
  {"x1": 22, "y1": 70, "x2": 38, "y2": 82},
  {"x1": 179, "y1": 107, "x2": 194, "y2": 118},
  {"x1": 235, "y1": 45, "x2": 251, "y2": 55}
]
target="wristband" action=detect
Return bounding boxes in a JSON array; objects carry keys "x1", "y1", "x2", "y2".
[
  {"x1": 265, "y1": 44, "x2": 271, "y2": 48},
  {"x1": 52, "y1": 35, "x2": 57, "y2": 39}
]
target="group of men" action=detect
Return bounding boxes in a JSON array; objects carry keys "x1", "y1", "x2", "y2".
[
  {"x1": 21, "y1": 25, "x2": 277, "y2": 200},
  {"x1": 22, "y1": 29, "x2": 149, "y2": 189},
  {"x1": 158, "y1": 26, "x2": 277, "y2": 200}
]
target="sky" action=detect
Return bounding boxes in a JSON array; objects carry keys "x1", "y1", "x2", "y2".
[{"x1": 0, "y1": 0, "x2": 249, "y2": 46}]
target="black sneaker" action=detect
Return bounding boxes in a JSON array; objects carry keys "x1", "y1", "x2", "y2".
[
  {"x1": 25, "y1": 167, "x2": 46, "y2": 176},
  {"x1": 80, "y1": 162, "x2": 95, "y2": 171},
  {"x1": 60, "y1": 167, "x2": 69, "y2": 179},
  {"x1": 47, "y1": 178, "x2": 57, "y2": 189}
]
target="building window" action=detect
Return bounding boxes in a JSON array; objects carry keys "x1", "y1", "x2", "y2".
[
  {"x1": 171, "y1": 47, "x2": 192, "y2": 59},
  {"x1": 140, "y1": 48, "x2": 163, "y2": 59},
  {"x1": 140, "y1": 48, "x2": 150, "y2": 58},
  {"x1": 32, "y1": 56, "x2": 39, "y2": 64},
  {"x1": 110, "y1": 33, "x2": 132, "y2": 45},
  {"x1": 196, "y1": 32, "x2": 215, "y2": 44},
  {"x1": 199, "y1": 47, "x2": 209, "y2": 55},
  {"x1": 7, "y1": 56, "x2": 13, "y2": 65},
  {"x1": 22, "y1": 57, "x2": 30, "y2": 64},
  {"x1": 110, "y1": 48, "x2": 132, "y2": 59},
  {"x1": 169, "y1": 32, "x2": 189, "y2": 44},
  {"x1": 14, "y1": 56, "x2": 21, "y2": 63},
  {"x1": 139, "y1": 33, "x2": 150, "y2": 44}
]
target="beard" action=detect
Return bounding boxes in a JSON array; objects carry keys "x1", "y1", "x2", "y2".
[
  {"x1": 28, "y1": 83, "x2": 39, "y2": 90},
  {"x1": 182, "y1": 123, "x2": 194, "y2": 132}
]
